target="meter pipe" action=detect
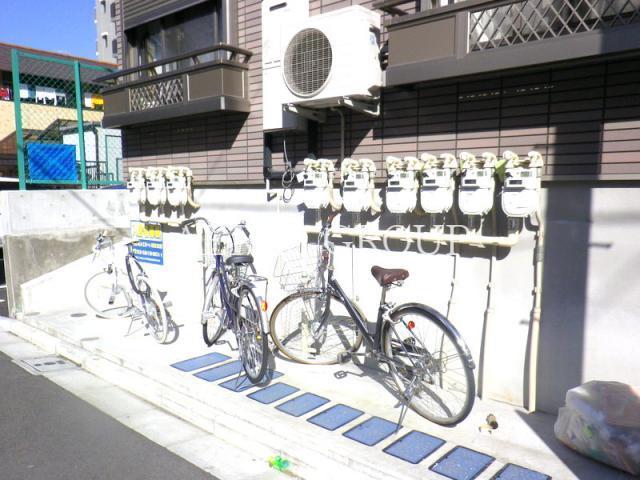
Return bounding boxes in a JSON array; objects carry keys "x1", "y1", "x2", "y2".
[
  {"x1": 528, "y1": 208, "x2": 545, "y2": 412},
  {"x1": 304, "y1": 224, "x2": 521, "y2": 247},
  {"x1": 479, "y1": 207, "x2": 498, "y2": 398}
]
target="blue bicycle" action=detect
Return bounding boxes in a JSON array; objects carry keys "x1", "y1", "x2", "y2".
[{"x1": 182, "y1": 218, "x2": 270, "y2": 383}]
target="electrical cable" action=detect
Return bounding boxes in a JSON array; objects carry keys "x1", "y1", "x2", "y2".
[{"x1": 281, "y1": 136, "x2": 295, "y2": 203}]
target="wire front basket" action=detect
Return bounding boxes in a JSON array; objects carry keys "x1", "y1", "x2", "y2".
[
  {"x1": 273, "y1": 243, "x2": 329, "y2": 291},
  {"x1": 200, "y1": 224, "x2": 252, "y2": 268}
]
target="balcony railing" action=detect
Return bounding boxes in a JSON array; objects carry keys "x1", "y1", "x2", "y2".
[
  {"x1": 381, "y1": 0, "x2": 640, "y2": 86},
  {"x1": 98, "y1": 44, "x2": 252, "y2": 128}
]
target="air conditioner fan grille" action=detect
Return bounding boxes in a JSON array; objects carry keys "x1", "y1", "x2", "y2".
[{"x1": 284, "y1": 28, "x2": 332, "y2": 97}]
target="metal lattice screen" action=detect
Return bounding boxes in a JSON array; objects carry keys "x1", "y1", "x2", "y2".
[
  {"x1": 470, "y1": 0, "x2": 640, "y2": 51},
  {"x1": 129, "y1": 77, "x2": 184, "y2": 112},
  {"x1": 10, "y1": 49, "x2": 123, "y2": 189}
]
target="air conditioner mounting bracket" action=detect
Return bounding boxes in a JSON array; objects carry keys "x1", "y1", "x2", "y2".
[
  {"x1": 284, "y1": 104, "x2": 327, "y2": 123},
  {"x1": 339, "y1": 97, "x2": 380, "y2": 117}
]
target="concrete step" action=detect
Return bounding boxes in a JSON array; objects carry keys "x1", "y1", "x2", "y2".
[{"x1": 9, "y1": 314, "x2": 450, "y2": 480}]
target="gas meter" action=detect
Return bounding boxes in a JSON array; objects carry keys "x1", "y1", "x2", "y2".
[
  {"x1": 419, "y1": 153, "x2": 458, "y2": 214},
  {"x1": 127, "y1": 168, "x2": 147, "y2": 206},
  {"x1": 300, "y1": 158, "x2": 341, "y2": 210},
  {"x1": 165, "y1": 166, "x2": 189, "y2": 208},
  {"x1": 385, "y1": 156, "x2": 421, "y2": 214},
  {"x1": 458, "y1": 152, "x2": 497, "y2": 216},
  {"x1": 145, "y1": 167, "x2": 168, "y2": 207},
  {"x1": 501, "y1": 150, "x2": 543, "y2": 217},
  {"x1": 341, "y1": 158, "x2": 378, "y2": 213}
]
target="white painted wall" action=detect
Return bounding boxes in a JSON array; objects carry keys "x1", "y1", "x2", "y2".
[{"x1": 8, "y1": 184, "x2": 640, "y2": 413}]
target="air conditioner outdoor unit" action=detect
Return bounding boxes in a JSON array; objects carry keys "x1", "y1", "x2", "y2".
[{"x1": 278, "y1": 6, "x2": 382, "y2": 111}]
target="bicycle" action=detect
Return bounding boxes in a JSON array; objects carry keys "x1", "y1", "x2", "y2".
[
  {"x1": 84, "y1": 232, "x2": 169, "y2": 344},
  {"x1": 182, "y1": 217, "x2": 271, "y2": 384},
  {"x1": 270, "y1": 213, "x2": 476, "y2": 426}
]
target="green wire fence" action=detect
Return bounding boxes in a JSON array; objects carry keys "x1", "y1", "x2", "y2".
[{"x1": 10, "y1": 48, "x2": 123, "y2": 189}]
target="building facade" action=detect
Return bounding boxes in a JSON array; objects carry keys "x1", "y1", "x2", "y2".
[
  {"x1": 95, "y1": 0, "x2": 119, "y2": 64},
  {"x1": 103, "y1": 0, "x2": 640, "y2": 414}
]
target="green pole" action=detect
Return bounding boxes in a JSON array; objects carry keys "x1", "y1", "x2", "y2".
[
  {"x1": 11, "y1": 49, "x2": 26, "y2": 190},
  {"x1": 74, "y1": 61, "x2": 87, "y2": 189}
]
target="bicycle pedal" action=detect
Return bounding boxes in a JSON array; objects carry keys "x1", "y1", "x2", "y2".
[{"x1": 337, "y1": 352, "x2": 352, "y2": 364}]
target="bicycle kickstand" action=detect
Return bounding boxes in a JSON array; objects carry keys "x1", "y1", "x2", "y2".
[{"x1": 396, "y1": 376, "x2": 418, "y2": 433}]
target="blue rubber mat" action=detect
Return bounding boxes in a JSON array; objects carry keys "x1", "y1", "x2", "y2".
[
  {"x1": 219, "y1": 370, "x2": 283, "y2": 392},
  {"x1": 492, "y1": 464, "x2": 550, "y2": 480},
  {"x1": 383, "y1": 430, "x2": 445, "y2": 464},
  {"x1": 430, "y1": 446, "x2": 494, "y2": 480},
  {"x1": 193, "y1": 360, "x2": 243, "y2": 382},
  {"x1": 307, "y1": 404, "x2": 364, "y2": 431},
  {"x1": 343, "y1": 417, "x2": 399, "y2": 446},
  {"x1": 276, "y1": 393, "x2": 329, "y2": 417},
  {"x1": 248, "y1": 383, "x2": 299, "y2": 404},
  {"x1": 171, "y1": 352, "x2": 230, "y2": 372}
]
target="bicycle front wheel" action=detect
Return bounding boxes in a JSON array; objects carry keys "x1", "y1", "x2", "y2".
[
  {"x1": 84, "y1": 271, "x2": 132, "y2": 319},
  {"x1": 270, "y1": 290, "x2": 363, "y2": 365},
  {"x1": 138, "y1": 277, "x2": 169, "y2": 344},
  {"x1": 202, "y1": 273, "x2": 226, "y2": 347},
  {"x1": 383, "y1": 307, "x2": 475, "y2": 425},
  {"x1": 236, "y1": 287, "x2": 269, "y2": 383}
]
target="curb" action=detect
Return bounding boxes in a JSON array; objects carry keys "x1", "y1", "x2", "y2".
[{"x1": 9, "y1": 316, "x2": 445, "y2": 480}]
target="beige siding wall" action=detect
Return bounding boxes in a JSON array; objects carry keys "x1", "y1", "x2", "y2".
[{"x1": 117, "y1": 1, "x2": 640, "y2": 183}]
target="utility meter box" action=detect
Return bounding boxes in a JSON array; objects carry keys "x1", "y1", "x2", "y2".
[
  {"x1": 501, "y1": 151, "x2": 543, "y2": 217},
  {"x1": 341, "y1": 158, "x2": 376, "y2": 213},
  {"x1": 301, "y1": 158, "x2": 337, "y2": 210},
  {"x1": 458, "y1": 152, "x2": 497, "y2": 216},
  {"x1": 127, "y1": 168, "x2": 147, "y2": 206},
  {"x1": 166, "y1": 166, "x2": 189, "y2": 208},
  {"x1": 145, "y1": 167, "x2": 167, "y2": 207},
  {"x1": 385, "y1": 156, "x2": 420, "y2": 214},
  {"x1": 419, "y1": 153, "x2": 458, "y2": 214}
]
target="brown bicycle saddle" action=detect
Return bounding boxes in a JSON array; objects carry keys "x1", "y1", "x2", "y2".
[{"x1": 370, "y1": 265, "x2": 410, "y2": 287}]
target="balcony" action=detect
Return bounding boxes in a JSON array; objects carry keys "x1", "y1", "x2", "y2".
[
  {"x1": 99, "y1": 44, "x2": 252, "y2": 128},
  {"x1": 379, "y1": 0, "x2": 640, "y2": 86}
]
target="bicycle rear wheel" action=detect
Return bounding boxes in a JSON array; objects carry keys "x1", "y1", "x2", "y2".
[
  {"x1": 236, "y1": 287, "x2": 269, "y2": 383},
  {"x1": 138, "y1": 277, "x2": 169, "y2": 344},
  {"x1": 383, "y1": 307, "x2": 475, "y2": 425},
  {"x1": 270, "y1": 290, "x2": 363, "y2": 365},
  {"x1": 202, "y1": 273, "x2": 226, "y2": 346},
  {"x1": 84, "y1": 271, "x2": 132, "y2": 319}
]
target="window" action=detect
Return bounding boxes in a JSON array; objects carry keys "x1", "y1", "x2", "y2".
[
  {"x1": 125, "y1": 2, "x2": 223, "y2": 73},
  {"x1": 110, "y1": 2, "x2": 116, "y2": 19},
  {"x1": 112, "y1": 38, "x2": 118, "y2": 55}
]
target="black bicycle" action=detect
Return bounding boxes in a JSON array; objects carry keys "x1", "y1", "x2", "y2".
[{"x1": 270, "y1": 213, "x2": 476, "y2": 426}]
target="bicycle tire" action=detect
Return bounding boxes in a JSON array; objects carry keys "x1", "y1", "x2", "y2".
[
  {"x1": 270, "y1": 290, "x2": 363, "y2": 365},
  {"x1": 202, "y1": 273, "x2": 226, "y2": 347},
  {"x1": 84, "y1": 271, "x2": 133, "y2": 319},
  {"x1": 382, "y1": 306, "x2": 475, "y2": 426},
  {"x1": 138, "y1": 277, "x2": 169, "y2": 344},
  {"x1": 236, "y1": 287, "x2": 269, "y2": 383}
]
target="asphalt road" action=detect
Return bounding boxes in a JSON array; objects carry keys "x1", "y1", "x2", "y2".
[{"x1": 0, "y1": 352, "x2": 216, "y2": 480}]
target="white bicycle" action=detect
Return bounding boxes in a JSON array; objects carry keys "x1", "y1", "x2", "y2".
[{"x1": 84, "y1": 233, "x2": 169, "y2": 343}]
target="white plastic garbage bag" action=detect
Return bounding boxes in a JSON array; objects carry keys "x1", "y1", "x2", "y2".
[{"x1": 554, "y1": 381, "x2": 640, "y2": 475}]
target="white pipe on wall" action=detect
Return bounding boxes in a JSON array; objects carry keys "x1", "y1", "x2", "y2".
[
  {"x1": 528, "y1": 209, "x2": 545, "y2": 412},
  {"x1": 304, "y1": 224, "x2": 521, "y2": 248}
]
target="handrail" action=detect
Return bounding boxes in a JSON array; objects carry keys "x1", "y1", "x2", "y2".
[
  {"x1": 387, "y1": 0, "x2": 513, "y2": 25},
  {"x1": 97, "y1": 43, "x2": 253, "y2": 83},
  {"x1": 372, "y1": 0, "x2": 422, "y2": 15}
]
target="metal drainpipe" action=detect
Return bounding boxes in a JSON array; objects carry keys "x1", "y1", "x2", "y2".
[
  {"x1": 332, "y1": 108, "x2": 346, "y2": 162},
  {"x1": 528, "y1": 209, "x2": 545, "y2": 412},
  {"x1": 479, "y1": 207, "x2": 498, "y2": 399}
]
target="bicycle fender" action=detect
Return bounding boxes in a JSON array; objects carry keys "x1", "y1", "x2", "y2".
[{"x1": 389, "y1": 303, "x2": 476, "y2": 369}]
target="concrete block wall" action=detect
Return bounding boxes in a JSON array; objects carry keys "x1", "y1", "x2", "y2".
[{"x1": 5, "y1": 184, "x2": 640, "y2": 414}]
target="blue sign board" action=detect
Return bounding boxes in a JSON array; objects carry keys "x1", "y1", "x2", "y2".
[{"x1": 130, "y1": 222, "x2": 164, "y2": 265}]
